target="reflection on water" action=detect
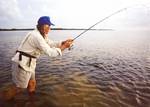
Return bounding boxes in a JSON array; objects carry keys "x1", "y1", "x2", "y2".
[{"x1": 0, "y1": 30, "x2": 150, "y2": 107}]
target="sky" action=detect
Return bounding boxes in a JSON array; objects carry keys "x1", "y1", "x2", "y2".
[{"x1": 0, "y1": 0, "x2": 150, "y2": 29}]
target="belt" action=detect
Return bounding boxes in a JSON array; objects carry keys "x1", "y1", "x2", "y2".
[{"x1": 16, "y1": 50, "x2": 36, "y2": 67}]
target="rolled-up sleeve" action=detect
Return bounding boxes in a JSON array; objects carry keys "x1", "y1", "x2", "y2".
[{"x1": 34, "y1": 34, "x2": 62, "y2": 57}]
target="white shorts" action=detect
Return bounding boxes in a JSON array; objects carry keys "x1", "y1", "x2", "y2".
[{"x1": 12, "y1": 62, "x2": 35, "y2": 88}]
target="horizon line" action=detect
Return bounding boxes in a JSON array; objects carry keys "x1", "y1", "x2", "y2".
[{"x1": 0, "y1": 28, "x2": 113, "y2": 31}]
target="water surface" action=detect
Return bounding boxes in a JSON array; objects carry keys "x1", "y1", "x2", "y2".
[{"x1": 0, "y1": 30, "x2": 150, "y2": 107}]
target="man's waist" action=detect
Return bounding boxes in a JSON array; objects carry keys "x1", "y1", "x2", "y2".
[
  {"x1": 16, "y1": 50, "x2": 36, "y2": 67},
  {"x1": 16, "y1": 50, "x2": 36, "y2": 59}
]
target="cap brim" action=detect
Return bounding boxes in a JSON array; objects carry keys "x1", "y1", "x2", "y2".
[{"x1": 50, "y1": 23, "x2": 55, "y2": 26}]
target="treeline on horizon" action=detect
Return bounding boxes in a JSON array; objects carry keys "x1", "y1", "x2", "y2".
[{"x1": 0, "y1": 28, "x2": 113, "y2": 31}]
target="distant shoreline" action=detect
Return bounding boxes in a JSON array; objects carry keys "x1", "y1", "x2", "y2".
[{"x1": 0, "y1": 28, "x2": 113, "y2": 31}]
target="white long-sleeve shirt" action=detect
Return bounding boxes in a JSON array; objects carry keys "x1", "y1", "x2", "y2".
[{"x1": 12, "y1": 29, "x2": 62, "y2": 72}]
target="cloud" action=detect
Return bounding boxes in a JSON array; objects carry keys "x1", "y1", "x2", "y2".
[
  {"x1": 0, "y1": 0, "x2": 22, "y2": 28},
  {"x1": 0, "y1": 0, "x2": 150, "y2": 29}
]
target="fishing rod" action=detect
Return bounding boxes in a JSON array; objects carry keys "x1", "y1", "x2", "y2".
[
  {"x1": 68, "y1": 7, "x2": 128, "y2": 50},
  {"x1": 73, "y1": 7, "x2": 128, "y2": 41}
]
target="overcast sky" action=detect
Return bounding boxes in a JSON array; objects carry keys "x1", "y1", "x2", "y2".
[{"x1": 0, "y1": 0, "x2": 150, "y2": 29}]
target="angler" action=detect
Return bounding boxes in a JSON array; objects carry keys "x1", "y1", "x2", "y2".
[{"x1": 2, "y1": 16, "x2": 73, "y2": 100}]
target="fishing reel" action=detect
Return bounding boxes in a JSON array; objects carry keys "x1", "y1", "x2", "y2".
[{"x1": 68, "y1": 44, "x2": 74, "y2": 50}]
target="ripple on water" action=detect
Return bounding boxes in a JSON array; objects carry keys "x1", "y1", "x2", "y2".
[{"x1": 0, "y1": 30, "x2": 150, "y2": 107}]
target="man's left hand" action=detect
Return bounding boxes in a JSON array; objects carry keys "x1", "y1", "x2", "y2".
[{"x1": 61, "y1": 39, "x2": 73, "y2": 48}]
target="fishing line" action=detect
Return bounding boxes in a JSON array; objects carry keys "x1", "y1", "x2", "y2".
[
  {"x1": 72, "y1": 4, "x2": 149, "y2": 41},
  {"x1": 68, "y1": 4, "x2": 149, "y2": 50}
]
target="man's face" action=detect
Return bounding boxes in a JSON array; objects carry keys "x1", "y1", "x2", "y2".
[{"x1": 40, "y1": 24, "x2": 51, "y2": 36}]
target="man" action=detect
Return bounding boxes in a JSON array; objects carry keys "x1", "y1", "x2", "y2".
[{"x1": 2, "y1": 16, "x2": 73, "y2": 100}]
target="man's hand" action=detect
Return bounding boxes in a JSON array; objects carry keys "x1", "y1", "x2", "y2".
[{"x1": 60, "y1": 39, "x2": 73, "y2": 51}]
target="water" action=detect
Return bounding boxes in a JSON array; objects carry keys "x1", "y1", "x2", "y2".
[{"x1": 0, "y1": 30, "x2": 150, "y2": 107}]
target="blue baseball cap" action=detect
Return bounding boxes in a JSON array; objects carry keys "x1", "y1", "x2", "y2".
[{"x1": 38, "y1": 16, "x2": 54, "y2": 26}]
